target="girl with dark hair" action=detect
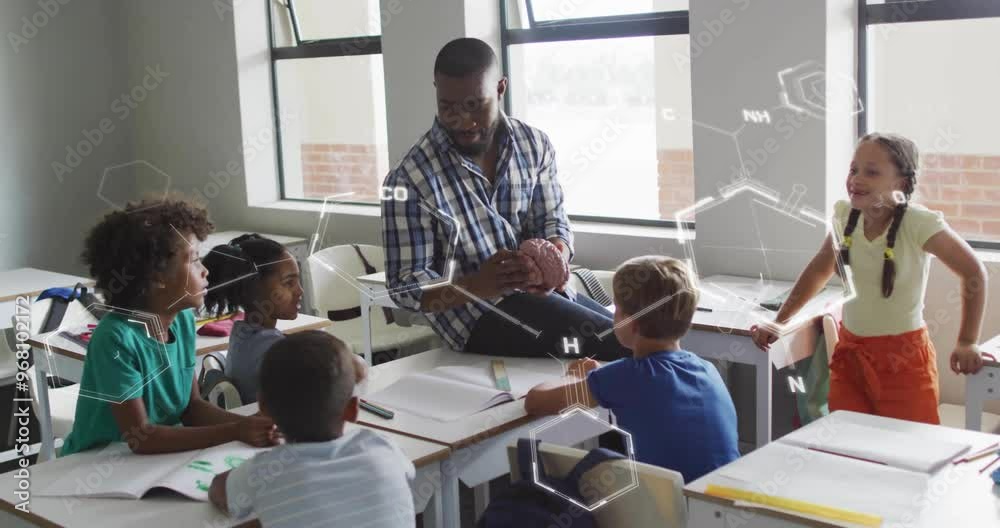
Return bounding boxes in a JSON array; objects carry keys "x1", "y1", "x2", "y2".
[
  {"x1": 750, "y1": 133, "x2": 988, "y2": 425},
  {"x1": 62, "y1": 197, "x2": 279, "y2": 457},
  {"x1": 203, "y1": 234, "x2": 304, "y2": 404}
]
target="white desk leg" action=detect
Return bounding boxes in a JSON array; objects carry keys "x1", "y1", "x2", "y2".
[
  {"x1": 440, "y1": 464, "x2": 461, "y2": 528},
  {"x1": 420, "y1": 462, "x2": 444, "y2": 528},
  {"x1": 756, "y1": 354, "x2": 773, "y2": 448},
  {"x1": 34, "y1": 354, "x2": 55, "y2": 462},
  {"x1": 473, "y1": 482, "x2": 490, "y2": 520},
  {"x1": 360, "y1": 293, "x2": 373, "y2": 366}
]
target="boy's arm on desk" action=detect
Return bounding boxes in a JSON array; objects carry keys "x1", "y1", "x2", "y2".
[
  {"x1": 209, "y1": 471, "x2": 263, "y2": 528},
  {"x1": 525, "y1": 360, "x2": 600, "y2": 415}
]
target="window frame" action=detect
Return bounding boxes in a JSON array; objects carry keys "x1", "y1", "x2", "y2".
[
  {"x1": 499, "y1": 0, "x2": 692, "y2": 229},
  {"x1": 267, "y1": 0, "x2": 385, "y2": 206},
  {"x1": 858, "y1": 0, "x2": 1000, "y2": 249}
]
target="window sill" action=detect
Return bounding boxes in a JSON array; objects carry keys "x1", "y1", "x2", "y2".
[
  {"x1": 249, "y1": 199, "x2": 382, "y2": 217},
  {"x1": 571, "y1": 219, "x2": 688, "y2": 240}
]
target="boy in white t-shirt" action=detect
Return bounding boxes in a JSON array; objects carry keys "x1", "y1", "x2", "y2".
[{"x1": 209, "y1": 331, "x2": 415, "y2": 528}]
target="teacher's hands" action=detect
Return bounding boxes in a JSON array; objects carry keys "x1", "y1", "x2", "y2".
[{"x1": 469, "y1": 249, "x2": 537, "y2": 298}]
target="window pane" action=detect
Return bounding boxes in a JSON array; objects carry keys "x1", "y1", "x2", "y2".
[
  {"x1": 509, "y1": 35, "x2": 693, "y2": 221},
  {"x1": 529, "y1": 0, "x2": 687, "y2": 22},
  {"x1": 271, "y1": 0, "x2": 381, "y2": 45},
  {"x1": 869, "y1": 17, "x2": 1000, "y2": 242},
  {"x1": 275, "y1": 55, "x2": 389, "y2": 203}
]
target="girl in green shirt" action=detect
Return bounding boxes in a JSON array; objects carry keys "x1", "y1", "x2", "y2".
[{"x1": 60, "y1": 197, "x2": 279, "y2": 456}]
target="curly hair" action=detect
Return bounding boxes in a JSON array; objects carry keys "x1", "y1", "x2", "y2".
[
  {"x1": 82, "y1": 195, "x2": 214, "y2": 309},
  {"x1": 203, "y1": 234, "x2": 287, "y2": 317}
]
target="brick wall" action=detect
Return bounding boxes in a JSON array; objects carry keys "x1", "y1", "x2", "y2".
[
  {"x1": 657, "y1": 148, "x2": 695, "y2": 220},
  {"x1": 916, "y1": 153, "x2": 1000, "y2": 241},
  {"x1": 300, "y1": 143, "x2": 380, "y2": 202}
]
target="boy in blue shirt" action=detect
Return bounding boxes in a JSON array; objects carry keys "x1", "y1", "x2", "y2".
[{"x1": 525, "y1": 256, "x2": 740, "y2": 482}]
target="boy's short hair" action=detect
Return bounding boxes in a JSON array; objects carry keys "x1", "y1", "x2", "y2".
[
  {"x1": 612, "y1": 256, "x2": 699, "y2": 340},
  {"x1": 258, "y1": 331, "x2": 355, "y2": 442},
  {"x1": 81, "y1": 195, "x2": 213, "y2": 309}
]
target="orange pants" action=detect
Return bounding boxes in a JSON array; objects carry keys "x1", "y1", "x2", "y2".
[{"x1": 829, "y1": 325, "x2": 940, "y2": 425}]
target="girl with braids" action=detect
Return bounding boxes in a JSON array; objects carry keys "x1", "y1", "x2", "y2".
[
  {"x1": 750, "y1": 133, "x2": 987, "y2": 424},
  {"x1": 203, "y1": 234, "x2": 366, "y2": 403},
  {"x1": 62, "y1": 198, "x2": 279, "y2": 456},
  {"x1": 203, "y1": 234, "x2": 304, "y2": 404}
]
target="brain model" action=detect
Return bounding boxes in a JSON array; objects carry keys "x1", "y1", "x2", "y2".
[{"x1": 518, "y1": 238, "x2": 569, "y2": 291}]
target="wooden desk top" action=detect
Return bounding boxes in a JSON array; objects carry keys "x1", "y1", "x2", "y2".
[
  {"x1": 0, "y1": 268, "x2": 93, "y2": 303},
  {"x1": 27, "y1": 313, "x2": 332, "y2": 361}
]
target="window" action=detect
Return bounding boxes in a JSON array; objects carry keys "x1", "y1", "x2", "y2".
[
  {"x1": 269, "y1": 0, "x2": 389, "y2": 204},
  {"x1": 501, "y1": 0, "x2": 693, "y2": 225},
  {"x1": 861, "y1": 0, "x2": 1000, "y2": 246}
]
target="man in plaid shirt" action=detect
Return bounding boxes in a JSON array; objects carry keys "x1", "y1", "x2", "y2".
[{"x1": 381, "y1": 38, "x2": 627, "y2": 361}]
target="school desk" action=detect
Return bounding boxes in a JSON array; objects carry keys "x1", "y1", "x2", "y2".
[
  {"x1": 684, "y1": 410, "x2": 1000, "y2": 528},
  {"x1": 354, "y1": 347, "x2": 610, "y2": 528},
  {"x1": 26, "y1": 314, "x2": 332, "y2": 462},
  {"x1": 0, "y1": 416, "x2": 449, "y2": 528},
  {"x1": 0, "y1": 268, "x2": 93, "y2": 329},
  {"x1": 686, "y1": 274, "x2": 843, "y2": 449}
]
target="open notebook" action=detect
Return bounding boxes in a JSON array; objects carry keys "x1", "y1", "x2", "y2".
[
  {"x1": 365, "y1": 364, "x2": 558, "y2": 422},
  {"x1": 38, "y1": 441, "x2": 265, "y2": 501},
  {"x1": 779, "y1": 419, "x2": 971, "y2": 474}
]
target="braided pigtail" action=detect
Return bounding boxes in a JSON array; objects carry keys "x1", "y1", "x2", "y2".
[
  {"x1": 840, "y1": 208, "x2": 861, "y2": 267},
  {"x1": 881, "y1": 202, "x2": 908, "y2": 297}
]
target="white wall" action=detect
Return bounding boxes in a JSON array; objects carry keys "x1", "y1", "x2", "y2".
[{"x1": 1, "y1": 0, "x2": 132, "y2": 274}]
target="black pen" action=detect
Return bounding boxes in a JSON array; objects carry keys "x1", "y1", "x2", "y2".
[
  {"x1": 697, "y1": 307, "x2": 713, "y2": 312},
  {"x1": 360, "y1": 400, "x2": 395, "y2": 419}
]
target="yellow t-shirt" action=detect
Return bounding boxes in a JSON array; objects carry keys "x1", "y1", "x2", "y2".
[{"x1": 833, "y1": 200, "x2": 947, "y2": 337}]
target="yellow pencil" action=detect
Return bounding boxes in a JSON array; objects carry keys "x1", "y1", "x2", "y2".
[{"x1": 705, "y1": 484, "x2": 882, "y2": 527}]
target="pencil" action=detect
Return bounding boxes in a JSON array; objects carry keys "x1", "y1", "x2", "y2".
[
  {"x1": 978, "y1": 454, "x2": 1000, "y2": 474},
  {"x1": 952, "y1": 442, "x2": 998, "y2": 464}
]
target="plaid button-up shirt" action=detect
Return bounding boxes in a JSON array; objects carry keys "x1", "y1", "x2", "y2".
[{"x1": 381, "y1": 115, "x2": 574, "y2": 351}]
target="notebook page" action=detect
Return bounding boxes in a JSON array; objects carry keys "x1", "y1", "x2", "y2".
[
  {"x1": 156, "y1": 441, "x2": 266, "y2": 501},
  {"x1": 365, "y1": 371, "x2": 505, "y2": 421},
  {"x1": 715, "y1": 442, "x2": 929, "y2": 525},
  {"x1": 780, "y1": 422, "x2": 970, "y2": 473},
  {"x1": 431, "y1": 365, "x2": 558, "y2": 398},
  {"x1": 38, "y1": 443, "x2": 194, "y2": 499}
]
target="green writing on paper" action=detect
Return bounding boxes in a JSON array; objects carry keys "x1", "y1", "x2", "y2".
[
  {"x1": 225, "y1": 455, "x2": 247, "y2": 470},
  {"x1": 196, "y1": 480, "x2": 210, "y2": 492},
  {"x1": 187, "y1": 460, "x2": 214, "y2": 474}
]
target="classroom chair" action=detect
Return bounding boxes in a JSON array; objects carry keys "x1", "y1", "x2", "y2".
[
  {"x1": 0, "y1": 328, "x2": 24, "y2": 462},
  {"x1": 505, "y1": 442, "x2": 687, "y2": 528},
  {"x1": 307, "y1": 244, "x2": 439, "y2": 363},
  {"x1": 24, "y1": 298, "x2": 86, "y2": 457}
]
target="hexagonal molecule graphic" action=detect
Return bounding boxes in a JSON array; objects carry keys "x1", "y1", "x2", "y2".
[
  {"x1": 43, "y1": 304, "x2": 170, "y2": 404},
  {"x1": 674, "y1": 178, "x2": 855, "y2": 339},
  {"x1": 97, "y1": 160, "x2": 172, "y2": 212},
  {"x1": 778, "y1": 60, "x2": 863, "y2": 121},
  {"x1": 529, "y1": 405, "x2": 639, "y2": 512}
]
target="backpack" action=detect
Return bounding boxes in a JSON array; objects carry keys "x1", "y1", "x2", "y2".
[
  {"x1": 198, "y1": 351, "x2": 243, "y2": 410},
  {"x1": 37, "y1": 283, "x2": 106, "y2": 334},
  {"x1": 476, "y1": 439, "x2": 625, "y2": 528}
]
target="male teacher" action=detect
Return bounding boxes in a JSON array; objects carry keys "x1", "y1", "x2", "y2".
[{"x1": 381, "y1": 38, "x2": 627, "y2": 361}]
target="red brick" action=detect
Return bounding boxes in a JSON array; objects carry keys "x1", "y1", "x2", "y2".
[
  {"x1": 913, "y1": 186, "x2": 938, "y2": 201},
  {"x1": 662, "y1": 150, "x2": 693, "y2": 162},
  {"x1": 983, "y1": 188, "x2": 1000, "y2": 202},
  {"x1": 921, "y1": 170, "x2": 960, "y2": 185},
  {"x1": 962, "y1": 204, "x2": 1000, "y2": 219},
  {"x1": 941, "y1": 186, "x2": 984, "y2": 201},
  {"x1": 937, "y1": 155, "x2": 962, "y2": 169},
  {"x1": 921, "y1": 154, "x2": 939, "y2": 169},
  {"x1": 981, "y1": 221, "x2": 1000, "y2": 237},
  {"x1": 948, "y1": 219, "x2": 981, "y2": 236},
  {"x1": 960, "y1": 155, "x2": 984, "y2": 170},
  {"x1": 963, "y1": 172, "x2": 1000, "y2": 186},
  {"x1": 330, "y1": 144, "x2": 352, "y2": 152},
  {"x1": 920, "y1": 201, "x2": 960, "y2": 217},
  {"x1": 984, "y1": 156, "x2": 1000, "y2": 170}
]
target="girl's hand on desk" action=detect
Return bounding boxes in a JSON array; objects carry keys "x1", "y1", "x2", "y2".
[
  {"x1": 750, "y1": 325, "x2": 778, "y2": 352},
  {"x1": 950, "y1": 343, "x2": 985, "y2": 375},
  {"x1": 237, "y1": 415, "x2": 281, "y2": 447}
]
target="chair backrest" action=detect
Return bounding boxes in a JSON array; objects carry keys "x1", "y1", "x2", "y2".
[
  {"x1": 507, "y1": 442, "x2": 687, "y2": 528},
  {"x1": 822, "y1": 314, "x2": 839, "y2": 366},
  {"x1": 307, "y1": 244, "x2": 384, "y2": 315}
]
